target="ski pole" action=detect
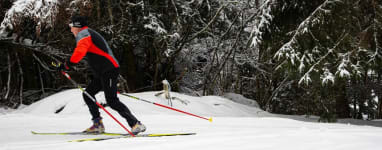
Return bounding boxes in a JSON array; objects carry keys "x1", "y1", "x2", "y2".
[
  {"x1": 120, "y1": 93, "x2": 213, "y2": 122},
  {"x1": 52, "y1": 62, "x2": 135, "y2": 137}
]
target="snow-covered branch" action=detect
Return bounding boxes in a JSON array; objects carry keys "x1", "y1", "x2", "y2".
[
  {"x1": 188, "y1": 3, "x2": 227, "y2": 41},
  {"x1": 274, "y1": 0, "x2": 334, "y2": 62},
  {"x1": 144, "y1": 13, "x2": 167, "y2": 35},
  {"x1": 273, "y1": 0, "x2": 367, "y2": 85},
  {"x1": 250, "y1": 0, "x2": 275, "y2": 59},
  {"x1": 299, "y1": 32, "x2": 348, "y2": 85},
  {"x1": 0, "y1": 0, "x2": 59, "y2": 41}
]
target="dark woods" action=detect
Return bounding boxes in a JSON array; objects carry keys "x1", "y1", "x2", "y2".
[{"x1": 0, "y1": 0, "x2": 381, "y2": 121}]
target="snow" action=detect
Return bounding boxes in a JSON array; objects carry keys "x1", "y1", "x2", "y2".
[
  {"x1": 321, "y1": 67, "x2": 335, "y2": 85},
  {"x1": 1, "y1": 89, "x2": 382, "y2": 150},
  {"x1": 144, "y1": 13, "x2": 167, "y2": 34},
  {"x1": 222, "y1": 93, "x2": 259, "y2": 108},
  {"x1": 336, "y1": 59, "x2": 350, "y2": 78},
  {"x1": 298, "y1": 73, "x2": 312, "y2": 85},
  {"x1": 0, "y1": 107, "x2": 13, "y2": 114}
]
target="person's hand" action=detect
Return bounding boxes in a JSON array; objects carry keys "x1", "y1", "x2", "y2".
[{"x1": 56, "y1": 62, "x2": 69, "y2": 72}]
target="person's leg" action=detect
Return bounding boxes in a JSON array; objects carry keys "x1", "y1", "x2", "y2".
[
  {"x1": 101, "y1": 69, "x2": 139, "y2": 127},
  {"x1": 83, "y1": 77, "x2": 105, "y2": 133},
  {"x1": 83, "y1": 77, "x2": 102, "y2": 120}
]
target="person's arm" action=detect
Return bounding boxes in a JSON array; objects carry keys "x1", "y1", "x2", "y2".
[{"x1": 70, "y1": 36, "x2": 91, "y2": 63}]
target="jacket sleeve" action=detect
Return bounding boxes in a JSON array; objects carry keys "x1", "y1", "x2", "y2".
[{"x1": 70, "y1": 36, "x2": 91, "y2": 63}]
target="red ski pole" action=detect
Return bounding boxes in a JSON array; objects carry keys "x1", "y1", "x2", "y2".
[
  {"x1": 120, "y1": 93, "x2": 213, "y2": 122},
  {"x1": 53, "y1": 63, "x2": 135, "y2": 137}
]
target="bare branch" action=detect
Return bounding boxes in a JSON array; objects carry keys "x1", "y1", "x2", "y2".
[{"x1": 188, "y1": 4, "x2": 227, "y2": 42}]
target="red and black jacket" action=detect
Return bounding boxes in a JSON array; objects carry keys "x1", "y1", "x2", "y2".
[{"x1": 70, "y1": 27, "x2": 119, "y2": 76}]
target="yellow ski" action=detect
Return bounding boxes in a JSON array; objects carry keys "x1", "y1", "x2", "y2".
[
  {"x1": 31, "y1": 131, "x2": 196, "y2": 142},
  {"x1": 69, "y1": 133, "x2": 196, "y2": 142}
]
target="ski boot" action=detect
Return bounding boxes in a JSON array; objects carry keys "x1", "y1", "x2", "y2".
[
  {"x1": 83, "y1": 117, "x2": 105, "y2": 134},
  {"x1": 131, "y1": 121, "x2": 146, "y2": 135}
]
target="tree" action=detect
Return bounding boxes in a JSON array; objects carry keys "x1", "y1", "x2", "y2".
[
  {"x1": 1, "y1": 0, "x2": 382, "y2": 121},
  {"x1": 267, "y1": 0, "x2": 382, "y2": 120}
]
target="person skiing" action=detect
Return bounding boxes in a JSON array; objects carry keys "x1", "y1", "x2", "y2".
[{"x1": 57, "y1": 15, "x2": 146, "y2": 134}]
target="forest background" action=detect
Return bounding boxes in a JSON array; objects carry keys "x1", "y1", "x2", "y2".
[{"x1": 0, "y1": 0, "x2": 381, "y2": 121}]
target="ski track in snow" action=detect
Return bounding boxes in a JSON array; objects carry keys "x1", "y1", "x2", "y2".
[{"x1": 1, "y1": 89, "x2": 382, "y2": 150}]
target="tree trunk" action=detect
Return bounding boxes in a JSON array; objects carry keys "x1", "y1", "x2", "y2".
[
  {"x1": 4, "y1": 50, "x2": 12, "y2": 100},
  {"x1": 120, "y1": 43, "x2": 137, "y2": 91},
  {"x1": 378, "y1": 96, "x2": 382, "y2": 119},
  {"x1": 335, "y1": 81, "x2": 350, "y2": 118},
  {"x1": 15, "y1": 52, "x2": 24, "y2": 105},
  {"x1": 37, "y1": 63, "x2": 45, "y2": 95},
  {"x1": 107, "y1": 0, "x2": 114, "y2": 25},
  {"x1": 96, "y1": 0, "x2": 101, "y2": 22},
  {"x1": 378, "y1": 73, "x2": 382, "y2": 119}
]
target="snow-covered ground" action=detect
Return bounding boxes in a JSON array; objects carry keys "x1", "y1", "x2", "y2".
[{"x1": 1, "y1": 89, "x2": 382, "y2": 150}]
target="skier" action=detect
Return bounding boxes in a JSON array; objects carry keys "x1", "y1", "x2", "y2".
[{"x1": 57, "y1": 15, "x2": 146, "y2": 134}]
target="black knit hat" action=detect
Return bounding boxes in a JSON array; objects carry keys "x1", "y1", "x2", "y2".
[{"x1": 69, "y1": 16, "x2": 88, "y2": 28}]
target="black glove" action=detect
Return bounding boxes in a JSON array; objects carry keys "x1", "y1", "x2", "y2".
[
  {"x1": 56, "y1": 62, "x2": 70, "y2": 72},
  {"x1": 55, "y1": 58, "x2": 77, "y2": 72}
]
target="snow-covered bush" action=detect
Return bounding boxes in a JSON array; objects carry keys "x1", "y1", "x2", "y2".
[{"x1": 0, "y1": 0, "x2": 59, "y2": 43}]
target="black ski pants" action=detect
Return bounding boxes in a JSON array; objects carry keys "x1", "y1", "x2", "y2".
[{"x1": 83, "y1": 68, "x2": 138, "y2": 127}]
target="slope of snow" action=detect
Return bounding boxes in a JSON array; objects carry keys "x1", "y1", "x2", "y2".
[
  {"x1": 15, "y1": 89, "x2": 269, "y2": 117},
  {"x1": 1, "y1": 89, "x2": 382, "y2": 150}
]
